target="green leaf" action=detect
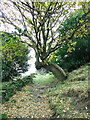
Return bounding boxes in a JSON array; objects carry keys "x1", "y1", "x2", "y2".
[
  {"x1": 23, "y1": 29, "x2": 27, "y2": 33},
  {"x1": 18, "y1": 29, "x2": 22, "y2": 33},
  {"x1": 2, "y1": 113, "x2": 7, "y2": 118},
  {"x1": 11, "y1": 99, "x2": 17, "y2": 103}
]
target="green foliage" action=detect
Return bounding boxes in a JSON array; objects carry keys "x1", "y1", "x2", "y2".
[
  {"x1": 1, "y1": 113, "x2": 7, "y2": 119},
  {"x1": 1, "y1": 1, "x2": 78, "y2": 68},
  {"x1": 33, "y1": 73, "x2": 56, "y2": 86},
  {"x1": 11, "y1": 99, "x2": 17, "y2": 103},
  {"x1": 50, "y1": 8, "x2": 90, "y2": 72},
  {"x1": 59, "y1": 8, "x2": 89, "y2": 39},
  {"x1": 1, "y1": 32, "x2": 30, "y2": 81},
  {"x1": 50, "y1": 35, "x2": 90, "y2": 71},
  {"x1": 2, "y1": 75, "x2": 33, "y2": 102}
]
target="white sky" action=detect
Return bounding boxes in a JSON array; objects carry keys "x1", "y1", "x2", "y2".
[{"x1": 21, "y1": 49, "x2": 37, "y2": 77}]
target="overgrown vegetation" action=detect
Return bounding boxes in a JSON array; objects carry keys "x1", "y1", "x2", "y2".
[
  {"x1": 1, "y1": 1, "x2": 89, "y2": 72},
  {"x1": 2, "y1": 76, "x2": 33, "y2": 103},
  {"x1": 50, "y1": 35, "x2": 89, "y2": 72},
  {"x1": 50, "y1": 9, "x2": 89, "y2": 72},
  {"x1": 0, "y1": 1, "x2": 90, "y2": 119},
  {"x1": 45, "y1": 63, "x2": 89, "y2": 118},
  {"x1": 1, "y1": 63, "x2": 89, "y2": 119}
]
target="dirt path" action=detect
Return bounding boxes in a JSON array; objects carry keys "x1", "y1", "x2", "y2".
[{"x1": 1, "y1": 84, "x2": 53, "y2": 118}]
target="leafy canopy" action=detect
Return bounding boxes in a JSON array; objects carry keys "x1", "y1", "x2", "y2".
[{"x1": 0, "y1": 1, "x2": 90, "y2": 67}]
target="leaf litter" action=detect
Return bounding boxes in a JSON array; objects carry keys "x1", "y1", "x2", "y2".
[{"x1": 1, "y1": 84, "x2": 53, "y2": 118}]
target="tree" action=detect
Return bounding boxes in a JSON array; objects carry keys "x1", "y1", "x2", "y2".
[
  {"x1": 49, "y1": 8, "x2": 90, "y2": 71},
  {"x1": 0, "y1": 1, "x2": 90, "y2": 79},
  {"x1": 1, "y1": 32, "x2": 29, "y2": 81}
]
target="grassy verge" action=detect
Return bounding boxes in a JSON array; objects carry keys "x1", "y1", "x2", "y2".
[{"x1": 45, "y1": 63, "x2": 89, "y2": 118}]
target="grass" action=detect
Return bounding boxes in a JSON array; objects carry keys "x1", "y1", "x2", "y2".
[
  {"x1": 33, "y1": 72, "x2": 58, "y2": 86},
  {"x1": 45, "y1": 63, "x2": 89, "y2": 118},
  {"x1": 0, "y1": 82, "x2": 2, "y2": 88},
  {"x1": 32, "y1": 63, "x2": 89, "y2": 118},
  {"x1": 1, "y1": 63, "x2": 89, "y2": 118}
]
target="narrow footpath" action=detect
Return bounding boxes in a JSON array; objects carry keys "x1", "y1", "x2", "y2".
[{"x1": 2, "y1": 83, "x2": 53, "y2": 118}]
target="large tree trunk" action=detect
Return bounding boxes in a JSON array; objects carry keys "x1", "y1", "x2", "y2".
[
  {"x1": 44, "y1": 63, "x2": 67, "y2": 82},
  {"x1": 35, "y1": 52, "x2": 43, "y2": 69},
  {"x1": 35, "y1": 51, "x2": 67, "y2": 81}
]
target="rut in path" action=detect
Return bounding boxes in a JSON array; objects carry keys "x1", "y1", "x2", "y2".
[{"x1": 2, "y1": 83, "x2": 53, "y2": 118}]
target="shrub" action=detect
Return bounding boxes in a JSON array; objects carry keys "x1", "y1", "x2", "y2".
[
  {"x1": 1, "y1": 32, "x2": 30, "y2": 82},
  {"x1": 50, "y1": 35, "x2": 90, "y2": 72},
  {"x1": 2, "y1": 75, "x2": 33, "y2": 102}
]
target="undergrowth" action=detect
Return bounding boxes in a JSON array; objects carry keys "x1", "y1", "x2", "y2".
[
  {"x1": 2, "y1": 75, "x2": 33, "y2": 103},
  {"x1": 1, "y1": 63, "x2": 89, "y2": 119},
  {"x1": 45, "y1": 63, "x2": 89, "y2": 118}
]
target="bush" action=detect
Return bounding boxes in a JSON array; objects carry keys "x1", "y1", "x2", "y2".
[
  {"x1": 2, "y1": 75, "x2": 33, "y2": 102},
  {"x1": 50, "y1": 35, "x2": 90, "y2": 72},
  {"x1": 1, "y1": 32, "x2": 30, "y2": 82}
]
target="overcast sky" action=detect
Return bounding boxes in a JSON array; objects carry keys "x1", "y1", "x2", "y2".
[{"x1": 21, "y1": 49, "x2": 36, "y2": 77}]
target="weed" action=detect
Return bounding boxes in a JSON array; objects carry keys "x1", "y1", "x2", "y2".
[
  {"x1": 1, "y1": 113, "x2": 7, "y2": 119},
  {"x1": 2, "y1": 75, "x2": 33, "y2": 102},
  {"x1": 11, "y1": 99, "x2": 17, "y2": 103}
]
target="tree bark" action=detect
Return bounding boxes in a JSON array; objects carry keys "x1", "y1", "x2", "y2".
[
  {"x1": 35, "y1": 52, "x2": 43, "y2": 69},
  {"x1": 44, "y1": 63, "x2": 67, "y2": 82},
  {"x1": 35, "y1": 51, "x2": 67, "y2": 81}
]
